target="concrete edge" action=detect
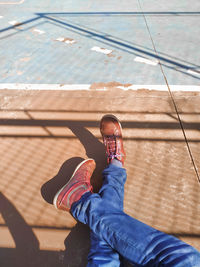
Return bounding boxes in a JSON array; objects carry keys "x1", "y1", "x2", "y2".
[{"x1": 0, "y1": 83, "x2": 200, "y2": 91}]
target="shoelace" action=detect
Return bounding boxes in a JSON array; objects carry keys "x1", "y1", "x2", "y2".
[{"x1": 104, "y1": 135, "x2": 122, "y2": 160}]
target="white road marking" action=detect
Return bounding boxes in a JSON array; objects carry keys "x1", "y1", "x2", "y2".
[
  {"x1": 0, "y1": 84, "x2": 199, "y2": 92},
  {"x1": 0, "y1": 84, "x2": 90, "y2": 90},
  {"x1": 56, "y1": 37, "x2": 65, "y2": 42},
  {"x1": 33, "y1": 29, "x2": 45, "y2": 34},
  {"x1": 55, "y1": 37, "x2": 76, "y2": 44},
  {"x1": 65, "y1": 39, "x2": 75, "y2": 44},
  {"x1": 0, "y1": 0, "x2": 25, "y2": 4},
  {"x1": 8, "y1": 20, "x2": 21, "y2": 26},
  {"x1": 91, "y1": 46, "x2": 112, "y2": 55},
  {"x1": 187, "y1": 69, "x2": 200, "y2": 76},
  {"x1": 134, "y1": 56, "x2": 158, "y2": 66}
]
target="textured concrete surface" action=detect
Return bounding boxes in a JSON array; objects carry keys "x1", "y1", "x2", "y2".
[
  {"x1": 0, "y1": 88, "x2": 200, "y2": 266},
  {"x1": 0, "y1": 0, "x2": 200, "y2": 84}
]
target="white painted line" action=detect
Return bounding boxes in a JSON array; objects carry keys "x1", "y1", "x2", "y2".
[
  {"x1": 0, "y1": 84, "x2": 199, "y2": 92},
  {"x1": 91, "y1": 46, "x2": 112, "y2": 55},
  {"x1": 8, "y1": 20, "x2": 21, "y2": 26},
  {"x1": 187, "y1": 69, "x2": 200, "y2": 76},
  {"x1": 134, "y1": 56, "x2": 158, "y2": 66},
  {"x1": 0, "y1": 84, "x2": 91, "y2": 91},
  {"x1": 65, "y1": 39, "x2": 75, "y2": 44},
  {"x1": 33, "y1": 29, "x2": 45, "y2": 34},
  {"x1": 56, "y1": 37, "x2": 65, "y2": 42},
  {"x1": 55, "y1": 37, "x2": 76, "y2": 44},
  {"x1": 0, "y1": 0, "x2": 25, "y2": 4}
]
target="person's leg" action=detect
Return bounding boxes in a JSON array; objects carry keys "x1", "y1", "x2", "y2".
[
  {"x1": 87, "y1": 231, "x2": 123, "y2": 267},
  {"x1": 53, "y1": 157, "x2": 200, "y2": 266},
  {"x1": 52, "y1": 157, "x2": 126, "y2": 267},
  {"x1": 99, "y1": 161, "x2": 126, "y2": 209},
  {"x1": 71, "y1": 192, "x2": 200, "y2": 267},
  {"x1": 87, "y1": 162, "x2": 126, "y2": 267},
  {"x1": 54, "y1": 114, "x2": 200, "y2": 266},
  {"x1": 87, "y1": 115, "x2": 127, "y2": 266}
]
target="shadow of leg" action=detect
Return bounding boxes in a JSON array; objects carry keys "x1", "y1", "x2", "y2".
[
  {"x1": 41, "y1": 157, "x2": 85, "y2": 204},
  {"x1": 41, "y1": 157, "x2": 91, "y2": 267},
  {"x1": 68, "y1": 123, "x2": 106, "y2": 192},
  {"x1": 0, "y1": 192, "x2": 39, "y2": 267},
  {"x1": 41, "y1": 121, "x2": 106, "y2": 267},
  {"x1": 64, "y1": 222, "x2": 90, "y2": 267}
]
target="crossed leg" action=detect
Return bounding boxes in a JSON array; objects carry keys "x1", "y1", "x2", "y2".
[
  {"x1": 53, "y1": 114, "x2": 200, "y2": 266},
  {"x1": 71, "y1": 183, "x2": 200, "y2": 267},
  {"x1": 87, "y1": 162, "x2": 126, "y2": 266}
]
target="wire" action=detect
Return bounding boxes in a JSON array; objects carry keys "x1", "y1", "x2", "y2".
[{"x1": 138, "y1": 0, "x2": 200, "y2": 183}]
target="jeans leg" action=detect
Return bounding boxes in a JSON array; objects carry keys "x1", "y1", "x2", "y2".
[
  {"x1": 71, "y1": 192, "x2": 200, "y2": 267},
  {"x1": 87, "y1": 231, "x2": 123, "y2": 267},
  {"x1": 99, "y1": 164, "x2": 127, "y2": 210},
  {"x1": 87, "y1": 164, "x2": 127, "y2": 267}
]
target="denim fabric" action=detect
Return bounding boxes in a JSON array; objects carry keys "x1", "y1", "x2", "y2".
[
  {"x1": 71, "y1": 165, "x2": 200, "y2": 267},
  {"x1": 87, "y1": 231, "x2": 122, "y2": 267},
  {"x1": 87, "y1": 164, "x2": 126, "y2": 267}
]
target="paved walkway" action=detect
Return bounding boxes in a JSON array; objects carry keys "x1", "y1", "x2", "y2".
[
  {"x1": 0, "y1": 88, "x2": 200, "y2": 266},
  {"x1": 0, "y1": 0, "x2": 200, "y2": 84}
]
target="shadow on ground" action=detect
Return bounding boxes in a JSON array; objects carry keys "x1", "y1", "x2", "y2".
[
  {"x1": 0, "y1": 193, "x2": 39, "y2": 267},
  {"x1": 0, "y1": 117, "x2": 109, "y2": 267},
  {"x1": 1, "y1": 99, "x2": 199, "y2": 266},
  {"x1": 40, "y1": 123, "x2": 108, "y2": 266}
]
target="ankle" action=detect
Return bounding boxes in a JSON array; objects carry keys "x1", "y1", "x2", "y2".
[
  {"x1": 110, "y1": 158, "x2": 123, "y2": 168},
  {"x1": 68, "y1": 183, "x2": 92, "y2": 209}
]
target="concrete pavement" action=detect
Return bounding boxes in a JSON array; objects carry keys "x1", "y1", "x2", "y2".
[
  {"x1": 0, "y1": 88, "x2": 200, "y2": 267},
  {"x1": 0, "y1": 0, "x2": 200, "y2": 84}
]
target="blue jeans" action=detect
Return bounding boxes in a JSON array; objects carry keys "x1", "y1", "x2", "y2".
[
  {"x1": 87, "y1": 164, "x2": 126, "y2": 267},
  {"x1": 71, "y1": 164, "x2": 200, "y2": 266}
]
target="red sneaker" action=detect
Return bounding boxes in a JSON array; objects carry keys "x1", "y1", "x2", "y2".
[
  {"x1": 100, "y1": 114, "x2": 126, "y2": 165},
  {"x1": 53, "y1": 159, "x2": 96, "y2": 211}
]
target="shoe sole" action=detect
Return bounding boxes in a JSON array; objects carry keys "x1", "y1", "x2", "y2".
[{"x1": 53, "y1": 158, "x2": 95, "y2": 209}]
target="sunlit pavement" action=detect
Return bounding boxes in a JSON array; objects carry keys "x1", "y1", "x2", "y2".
[
  {"x1": 0, "y1": 88, "x2": 200, "y2": 266},
  {"x1": 0, "y1": 1, "x2": 200, "y2": 267}
]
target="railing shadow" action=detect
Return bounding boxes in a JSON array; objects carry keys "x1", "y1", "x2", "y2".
[
  {"x1": 40, "y1": 13, "x2": 200, "y2": 78},
  {"x1": 0, "y1": 192, "x2": 39, "y2": 267},
  {"x1": 0, "y1": 12, "x2": 200, "y2": 79}
]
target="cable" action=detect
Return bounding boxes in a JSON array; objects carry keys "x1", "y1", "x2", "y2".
[{"x1": 138, "y1": 0, "x2": 200, "y2": 183}]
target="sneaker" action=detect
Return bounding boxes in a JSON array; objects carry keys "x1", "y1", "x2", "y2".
[
  {"x1": 53, "y1": 159, "x2": 96, "y2": 211},
  {"x1": 100, "y1": 114, "x2": 126, "y2": 165}
]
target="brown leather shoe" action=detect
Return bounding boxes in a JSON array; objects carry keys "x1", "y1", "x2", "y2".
[
  {"x1": 100, "y1": 114, "x2": 126, "y2": 165},
  {"x1": 53, "y1": 159, "x2": 96, "y2": 211}
]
